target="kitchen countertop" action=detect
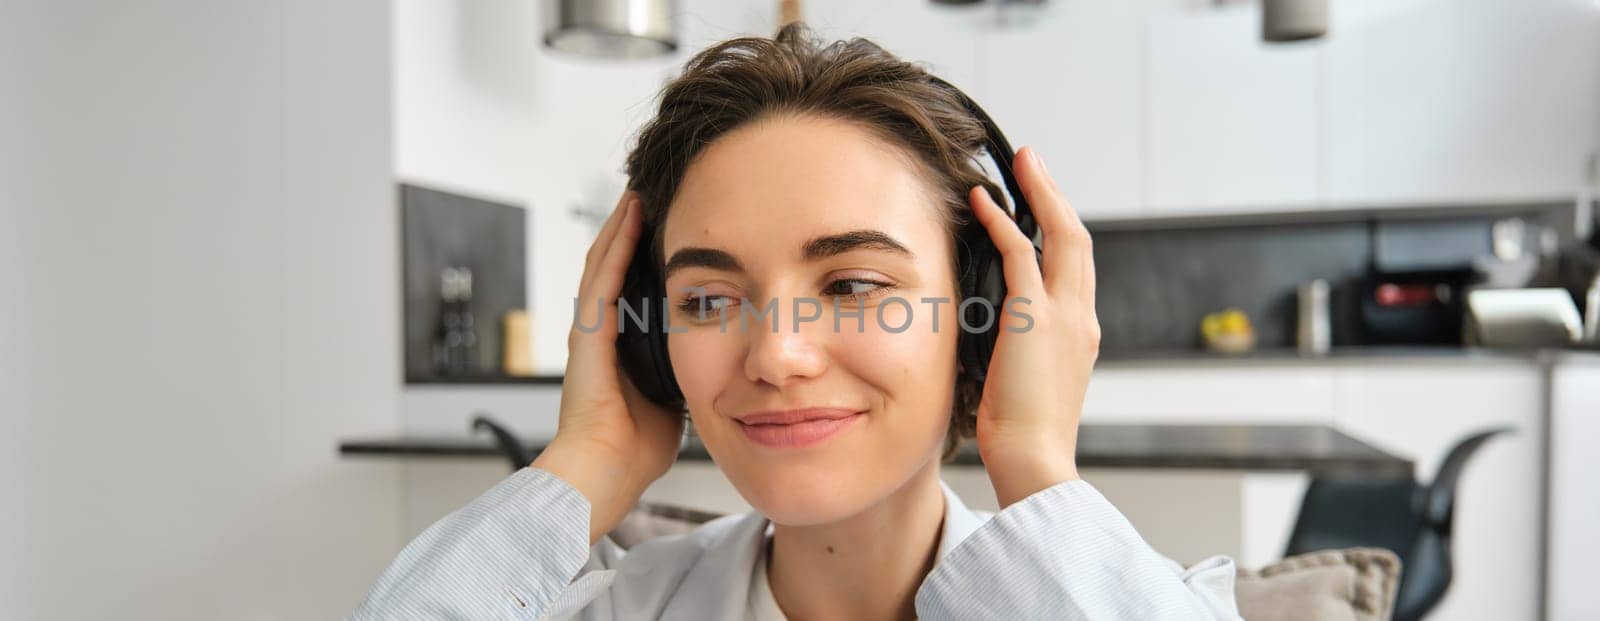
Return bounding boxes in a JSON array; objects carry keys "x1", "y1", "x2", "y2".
[
  {"x1": 340, "y1": 423, "x2": 1415, "y2": 479},
  {"x1": 1093, "y1": 345, "x2": 1588, "y2": 367},
  {"x1": 399, "y1": 348, "x2": 1592, "y2": 389}
]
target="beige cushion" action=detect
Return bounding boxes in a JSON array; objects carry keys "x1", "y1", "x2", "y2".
[{"x1": 1233, "y1": 547, "x2": 1401, "y2": 621}]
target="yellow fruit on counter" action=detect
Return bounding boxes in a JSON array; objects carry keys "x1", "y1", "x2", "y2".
[
  {"x1": 1220, "y1": 309, "x2": 1250, "y2": 334},
  {"x1": 1200, "y1": 308, "x2": 1256, "y2": 353}
]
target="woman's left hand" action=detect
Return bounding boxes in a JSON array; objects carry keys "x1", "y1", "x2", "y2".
[{"x1": 968, "y1": 146, "x2": 1100, "y2": 508}]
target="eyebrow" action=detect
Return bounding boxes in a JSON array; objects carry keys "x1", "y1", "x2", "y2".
[{"x1": 662, "y1": 229, "x2": 913, "y2": 280}]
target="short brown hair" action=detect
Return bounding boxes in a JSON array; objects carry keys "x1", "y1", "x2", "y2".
[{"x1": 624, "y1": 22, "x2": 1009, "y2": 460}]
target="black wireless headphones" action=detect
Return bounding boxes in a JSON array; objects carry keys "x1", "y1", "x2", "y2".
[{"x1": 615, "y1": 76, "x2": 1042, "y2": 411}]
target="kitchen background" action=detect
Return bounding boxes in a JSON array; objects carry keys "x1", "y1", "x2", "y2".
[{"x1": 4, "y1": 0, "x2": 1599, "y2": 619}]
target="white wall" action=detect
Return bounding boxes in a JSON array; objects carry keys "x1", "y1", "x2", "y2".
[
  {"x1": 2, "y1": 1, "x2": 402, "y2": 618},
  {"x1": 0, "y1": 5, "x2": 28, "y2": 609}
]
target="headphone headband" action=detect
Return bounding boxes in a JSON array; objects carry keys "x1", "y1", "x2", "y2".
[{"x1": 925, "y1": 76, "x2": 1038, "y2": 242}]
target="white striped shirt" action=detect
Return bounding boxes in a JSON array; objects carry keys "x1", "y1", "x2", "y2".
[{"x1": 351, "y1": 468, "x2": 1242, "y2": 620}]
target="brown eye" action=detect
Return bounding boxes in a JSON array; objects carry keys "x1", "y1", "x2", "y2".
[
  {"x1": 676, "y1": 293, "x2": 737, "y2": 318},
  {"x1": 823, "y1": 278, "x2": 891, "y2": 299}
]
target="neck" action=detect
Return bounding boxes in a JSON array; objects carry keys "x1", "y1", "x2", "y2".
[{"x1": 765, "y1": 458, "x2": 947, "y2": 621}]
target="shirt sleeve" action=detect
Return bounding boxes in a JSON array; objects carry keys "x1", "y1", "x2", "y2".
[
  {"x1": 915, "y1": 478, "x2": 1244, "y2": 620},
  {"x1": 348, "y1": 467, "x2": 620, "y2": 621}
]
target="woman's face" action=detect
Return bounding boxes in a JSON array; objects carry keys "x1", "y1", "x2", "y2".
[{"x1": 660, "y1": 114, "x2": 962, "y2": 526}]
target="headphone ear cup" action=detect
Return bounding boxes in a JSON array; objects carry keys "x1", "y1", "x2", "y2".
[
  {"x1": 642, "y1": 291, "x2": 683, "y2": 408},
  {"x1": 962, "y1": 242, "x2": 1001, "y2": 383},
  {"x1": 615, "y1": 238, "x2": 686, "y2": 410},
  {"x1": 957, "y1": 224, "x2": 996, "y2": 382},
  {"x1": 958, "y1": 219, "x2": 1043, "y2": 384}
]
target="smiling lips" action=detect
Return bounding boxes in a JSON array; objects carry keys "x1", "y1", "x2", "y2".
[{"x1": 736, "y1": 408, "x2": 864, "y2": 449}]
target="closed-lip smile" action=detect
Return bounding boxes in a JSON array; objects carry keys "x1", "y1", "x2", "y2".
[{"x1": 735, "y1": 407, "x2": 864, "y2": 449}]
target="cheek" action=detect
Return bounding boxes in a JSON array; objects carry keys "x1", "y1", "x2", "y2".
[
  {"x1": 666, "y1": 329, "x2": 742, "y2": 408},
  {"x1": 849, "y1": 301, "x2": 958, "y2": 374},
  {"x1": 840, "y1": 296, "x2": 961, "y2": 418}
]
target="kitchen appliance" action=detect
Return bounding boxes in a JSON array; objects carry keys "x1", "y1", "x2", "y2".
[
  {"x1": 1298, "y1": 279, "x2": 1331, "y2": 353},
  {"x1": 1585, "y1": 274, "x2": 1600, "y2": 343},
  {"x1": 1466, "y1": 288, "x2": 1584, "y2": 347},
  {"x1": 1357, "y1": 268, "x2": 1474, "y2": 345}
]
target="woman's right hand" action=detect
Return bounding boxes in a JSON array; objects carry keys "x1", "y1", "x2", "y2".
[{"x1": 532, "y1": 190, "x2": 685, "y2": 545}]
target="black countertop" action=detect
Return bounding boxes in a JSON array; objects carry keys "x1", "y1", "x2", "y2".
[{"x1": 340, "y1": 423, "x2": 1414, "y2": 479}]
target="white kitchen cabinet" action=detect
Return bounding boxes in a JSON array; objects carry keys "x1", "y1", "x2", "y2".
[
  {"x1": 1090, "y1": 355, "x2": 1549, "y2": 620},
  {"x1": 973, "y1": 1, "x2": 1145, "y2": 219},
  {"x1": 755, "y1": 1, "x2": 1600, "y2": 217},
  {"x1": 1139, "y1": 0, "x2": 1599, "y2": 213},
  {"x1": 1078, "y1": 362, "x2": 1314, "y2": 569},
  {"x1": 1143, "y1": 2, "x2": 1323, "y2": 214},
  {"x1": 1547, "y1": 353, "x2": 1600, "y2": 621},
  {"x1": 1330, "y1": 360, "x2": 1546, "y2": 621},
  {"x1": 1321, "y1": 0, "x2": 1600, "y2": 205},
  {"x1": 1084, "y1": 363, "x2": 1331, "y2": 568},
  {"x1": 1084, "y1": 363, "x2": 1337, "y2": 423},
  {"x1": 1134, "y1": 0, "x2": 1597, "y2": 215}
]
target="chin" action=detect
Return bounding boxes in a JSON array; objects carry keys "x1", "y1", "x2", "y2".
[
  {"x1": 723, "y1": 440, "x2": 944, "y2": 526},
  {"x1": 693, "y1": 410, "x2": 950, "y2": 526},
  {"x1": 734, "y1": 463, "x2": 877, "y2": 526}
]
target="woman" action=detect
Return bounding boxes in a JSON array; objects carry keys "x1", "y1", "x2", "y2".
[{"x1": 354, "y1": 23, "x2": 1241, "y2": 620}]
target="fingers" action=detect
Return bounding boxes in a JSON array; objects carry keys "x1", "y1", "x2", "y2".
[
  {"x1": 581, "y1": 192, "x2": 636, "y2": 294},
  {"x1": 592, "y1": 197, "x2": 643, "y2": 310},
  {"x1": 572, "y1": 195, "x2": 639, "y2": 352},
  {"x1": 1013, "y1": 147, "x2": 1095, "y2": 304},
  {"x1": 970, "y1": 185, "x2": 1045, "y2": 298}
]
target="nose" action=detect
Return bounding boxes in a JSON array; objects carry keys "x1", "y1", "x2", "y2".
[{"x1": 742, "y1": 300, "x2": 828, "y2": 388}]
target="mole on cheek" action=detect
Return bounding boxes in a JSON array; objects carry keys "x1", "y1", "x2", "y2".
[{"x1": 826, "y1": 545, "x2": 834, "y2": 554}]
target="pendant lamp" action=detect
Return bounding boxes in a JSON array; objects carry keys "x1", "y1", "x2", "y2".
[{"x1": 544, "y1": 0, "x2": 678, "y2": 59}]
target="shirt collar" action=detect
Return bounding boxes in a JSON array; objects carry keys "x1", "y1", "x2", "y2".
[
  {"x1": 935, "y1": 478, "x2": 991, "y2": 562},
  {"x1": 660, "y1": 479, "x2": 992, "y2": 619}
]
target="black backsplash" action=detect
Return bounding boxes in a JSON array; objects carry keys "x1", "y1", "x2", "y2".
[
  {"x1": 400, "y1": 184, "x2": 527, "y2": 381},
  {"x1": 1086, "y1": 202, "x2": 1576, "y2": 352},
  {"x1": 1092, "y1": 222, "x2": 1368, "y2": 350}
]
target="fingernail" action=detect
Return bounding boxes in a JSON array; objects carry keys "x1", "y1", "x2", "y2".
[{"x1": 1031, "y1": 148, "x2": 1049, "y2": 175}]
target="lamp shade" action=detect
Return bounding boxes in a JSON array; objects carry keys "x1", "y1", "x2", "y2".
[
  {"x1": 544, "y1": 0, "x2": 678, "y2": 59},
  {"x1": 1263, "y1": 0, "x2": 1328, "y2": 42}
]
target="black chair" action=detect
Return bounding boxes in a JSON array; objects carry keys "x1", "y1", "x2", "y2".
[
  {"x1": 471, "y1": 413, "x2": 533, "y2": 472},
  {"x1": 1284, "y1": 427, "x2": 1514, "y2": 621}
]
